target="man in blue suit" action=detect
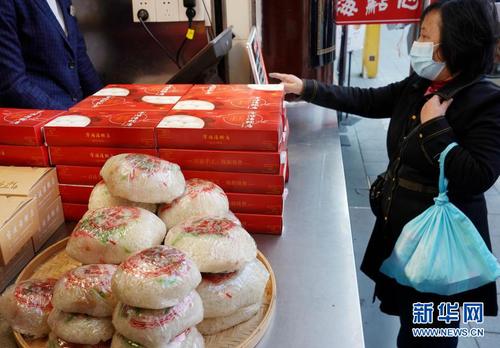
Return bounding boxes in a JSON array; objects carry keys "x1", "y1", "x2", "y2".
[{"x1": 0, "y1": 0, "x2": 102, "y2": 109}]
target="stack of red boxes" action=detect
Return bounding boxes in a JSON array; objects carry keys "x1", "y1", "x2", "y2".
[
  {"x1": 50, "y1": 84, "x2": 288, "y2": 235},
  {"x1": 157, "y1": 84, "x2": 288, "y2": 235},
  {"x1": 45, "y1": 84, "x2": 193, "y2": 220},
  {"x1": 0, "y1": 108, "x2": 63, "y2": 166}
]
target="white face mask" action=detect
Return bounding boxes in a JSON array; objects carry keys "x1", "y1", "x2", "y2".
[{"x1": 410, "y1": 41, "x2": 446, "y2": 80}]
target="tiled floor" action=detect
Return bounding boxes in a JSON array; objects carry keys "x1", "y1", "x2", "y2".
[{"x1": 341, "y1": 25, "x2": 500, "y2": 348}]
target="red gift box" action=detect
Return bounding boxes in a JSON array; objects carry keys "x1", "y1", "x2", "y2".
[
  {"x1": 227, "y1": 192, "x2": 284, "y2": 215},
  {"x1": 44, "y1": 110, "x2": 166, "y2": 148},
  {"x1": 173, "y1": 84, "x2": 284, "y2": 113},
  {"x1": 49, "y1": 146, "x2": 158, "y2": 166},
  {"x1": 56, "y1": 165, "x2": 102, "y2": 185},
  {"x1": 70, "y1": 84, "x2": 193, "y2": 112},
  {"x1": 58, "y1": 183, "x2": 284, "y2": 215},
  {"x1": 182, "y1": 165, "x2": 285, "y2": 195},
  {"x1": 235, "y1": 213, "x2": 283, "y2": 235},
  {"x1": 59, "y1": 184, "x2": 93, "y2": 204},
  {"x1": 0, "y1": 145, "x2": 50, "y2": 166},
  {"x1": 62, "y1": 203, "x2": 88, "y2": 221},
  {"x1": 155, "y1": 109, "x2": 283, "y2": 151},
  {"x1": 0, "y1": 108, "x2": 63, "y2": 145},
  {"x1": 56, "y1": 164, "x2": 286, "y2": 194},
  {"x1": 159, "y1": 148, "x2": 286, "y2": 174}
]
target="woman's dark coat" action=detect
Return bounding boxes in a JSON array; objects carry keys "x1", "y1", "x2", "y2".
[{"x1": 302, "y1": 74, "x2": 500, "y2": 316}]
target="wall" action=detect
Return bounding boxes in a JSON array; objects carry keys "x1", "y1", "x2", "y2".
[{"x1": 72, "y1": 0, "x2": 209, "y2": 84}]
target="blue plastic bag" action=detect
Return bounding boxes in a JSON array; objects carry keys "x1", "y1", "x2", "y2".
[{"x1": 380, "y1": 142, "x2": 500, "y2": 295}]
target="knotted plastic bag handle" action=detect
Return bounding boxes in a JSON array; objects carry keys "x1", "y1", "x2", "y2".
[{"x1": 438, "y1": 142, "x2": 458, "y2": 196}]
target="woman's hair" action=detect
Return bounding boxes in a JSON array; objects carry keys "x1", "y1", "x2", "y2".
[{"x1": 421, "y1": 0, "x2": 499, "y2": 78}]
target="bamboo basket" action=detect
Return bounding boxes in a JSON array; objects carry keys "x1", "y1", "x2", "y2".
[{"x1": 14, "y1": 238, "x2": 276, "y2": 348}]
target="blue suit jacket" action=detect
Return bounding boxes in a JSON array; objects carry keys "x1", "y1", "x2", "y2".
[{"x1": 0, "y1": 0, "x2": 102, "y2": 109}]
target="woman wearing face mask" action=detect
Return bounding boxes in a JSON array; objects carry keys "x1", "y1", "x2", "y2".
[{"x1": 271, "y1": 0, "x2": 499, "y2": 347}]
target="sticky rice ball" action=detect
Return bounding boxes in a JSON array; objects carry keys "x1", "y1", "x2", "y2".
[
  {"x1": 112, "y1": 291, "x2": 203, "y2": 347},
  {"x1": 47, "y1": 332, "x2": 111, "y2": 347},
  {"x1": 198, "y1": 259, "x2": 269, "y2": 318},
  {"x1": 52, "y1": 264, "x2": 118, "y2": 317},
  {"x1": 48, "y1": 309, "x2": 114, "y2": 345},
  {"x1": 88, "y1": 181, "x2": 157, "y2": 213},
  {"x1": 0, "y1": 278, "x2": 56, "y2": 338},
  {"x1": 100, "y1": 154, "x2": 185, "y2": 204},
  {"x1": 158, "y1": 179, "x2": 229, "y2": 230},
  {"x1": 112, "y1": 246, "x2": 201, "y2": 309},
  {"x1": 66, "y1": 206, "x2": 166, "y2": 264},
  {"x1": 197, "y1": 302, "x2": 261, "y2": 335},
  {"x1": 110, "y1": 328, "x2": 204, "y2": 348},
  {"x1": 165, "y1": 217, "x2": 257, "y2": 273}
]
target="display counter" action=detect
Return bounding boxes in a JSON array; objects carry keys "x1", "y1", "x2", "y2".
[
  {"x1": 254, "y1": 102, "x2": 365, "y2": 348},
  {"x1": 0, "y1": 103, "x2": 364, "y2": 348}
]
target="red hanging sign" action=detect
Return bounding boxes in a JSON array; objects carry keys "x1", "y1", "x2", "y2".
[{"x1": 336, "y1": 0, "x2": 424, "y2": 25}]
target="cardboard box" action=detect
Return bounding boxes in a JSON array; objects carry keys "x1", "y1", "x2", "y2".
[
  {"x1": 70, "y1": 84, "x2": 193, "y2": 112},
  {"x1": 159, "y1": 148, "x2": 286, "y2": 174},
  {"x1": 32, "y1": 195, "x2": 64, "y2": 251},
  {"x1": 49, "y1": 147, "x2": 158, "y2": 166},
  {"x1": 182, "y1": 166, "x2": 286, "y2": 195},
  {"x1": 227, "y1": 192, "x2": 284, "y2": 215},
  {"x1": 0, "y1": 196, "x2": 39, "y2": 265},
  {"x1": 156, "y1": 109, "x2": 283, "y2": 151},
  {"x1": 0, "y1": 145, "x2": 50, "y2": 167},
  {"x1": 0, "y1": 108, "x2": 63, "y2": 145},
  {"x1": 44, "y1": 110, "x2": 166, "y2": 148},
  {"x1": 62, "y1": 203, "x2": 87, "y2": 221},
  {"x1": 0, "y1": 166, "x2": 59, "y2": 212},
  {"x1": 173, "y1": 84, "x2": 284, "y2": 113},
  {"x1": 56, "y1": 165, "x2": 102, "y2": 185},
  {"x1": 0, "y1": 239, "x2": 34, "y2": 292},
  {"x1": 234, "y1": 213, "x2": 283, "y2": 235},
  {"x1": 59, "y1": 184, "x2": 93, "y2": 204}
]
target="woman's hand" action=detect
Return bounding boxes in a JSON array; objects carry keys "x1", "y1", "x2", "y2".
[
  {"x1": 269, "y1": 73, "x2": 304, "y2": 95},
  {"x1": 420, "y1": 95, "x2": 453, "y2": 124}
]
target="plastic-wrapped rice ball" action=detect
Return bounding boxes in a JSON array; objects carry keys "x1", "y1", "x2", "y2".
[
  {"x1": 52, "y1": 264, "x2": 118, "y2": 317},
  {"x1": 112, "y1": 291, "x2": 203, "y2": 347},
  {"x1": 100, "y1": 154, "x2": 185, "y2": 204},
  {"x1": 197, "y1": 302, "x2": 261, "y2": 335},
  {"x1": 66, "y1": 206, "x2": 166, "y2": 264},
  {"x1": 165, "y1": 217, "x2": 256, "y2": 273},
  {"x1": 0, "y1": 278, "x2": 56, "y2": 338},
  {"x1": 112, "y1": 245, "x2": 201, "y2": 309},
  {"x1": 47, "y1": 332, "x2": 111, "y2": 347},
  {"x1": 88, "y1": 181, "x2": 157, "y2": 213},
  {"x1": 158, "y1": 179, "x2": 229, "y2": 230},
  {"x1": 48, "y1": 309, "x2": 114, "y2": 345},
  {"x1": 110, "y1": 327, "x2": 205, "y2": 348},
  {"x1": 198, "y1": 259, "x2": 269, "y2": 318}
]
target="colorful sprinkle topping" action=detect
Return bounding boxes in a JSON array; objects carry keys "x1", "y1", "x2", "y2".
[
  {"x1": 65, "y1": 264, "x2": 117, "y2": 291},
  {"x1": 183, "y1": 218, "x2": 236, "y2": 236},
  {"x1": 121, "y1": 246, "x2": 188, "y2": 278},
  {"x1": 122, "y1": 293, "x2": 194, "y2": 329},
  {"x1": 14, "y1": 279, "x2": 57, "y2": 311},
  {"x1": 72, "y1": 207, "x2": 140, "y2": 244}
]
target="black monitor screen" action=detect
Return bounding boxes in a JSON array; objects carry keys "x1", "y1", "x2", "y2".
[{"x1": 167, "y1": 27, "x2": 233, "y2": 84}]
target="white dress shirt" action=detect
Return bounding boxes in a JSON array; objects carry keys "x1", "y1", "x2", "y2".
[{"x1": 46, "y1": 0, "x2": 68, "y2": 35}]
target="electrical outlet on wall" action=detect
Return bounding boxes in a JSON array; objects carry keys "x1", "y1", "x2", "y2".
[
  {"x1": 178, "y1": 0, "x2": 205, "y2": 22},
  {"x1": 156, "y1": 0, "x2": 180, "y2": 22},
  {"x1": 132, "y1": 0, "x2": 157, "y2": 22}
]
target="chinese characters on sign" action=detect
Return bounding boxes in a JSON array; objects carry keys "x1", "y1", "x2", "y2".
[
  {"x1": 412, "y1": 302, "x2": 484, "y2": 325},
  {"x1": 336, "y1": 0, "x2": 423, "y2": 25}
]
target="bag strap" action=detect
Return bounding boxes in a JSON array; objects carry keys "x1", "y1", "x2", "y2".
[{"x1": 438, "y1": 142, "x2": 458, "y2": 193}]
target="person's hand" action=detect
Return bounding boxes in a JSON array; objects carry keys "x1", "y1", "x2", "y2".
[
  {"x1": 420, "y1": 95, "x2": 453, "y2": 124},
  {"x1": 269, "y1": 73, "x2": 304, "y2": 95}
]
